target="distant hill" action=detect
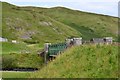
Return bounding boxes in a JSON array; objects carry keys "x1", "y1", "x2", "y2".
[
  {"x1": 40, "y1": 7, "x2": 118, "y2": 40},
  {"x1": 2, "y1": 2, "x2": 80, "y2": 44},
  {"x1": 2, "y1": 2, "x2": 119, "y2": 44}
]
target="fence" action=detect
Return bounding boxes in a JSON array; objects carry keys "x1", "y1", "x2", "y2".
[
  {"x1": 43, "y1": 38, "x2": 82, "y2": 59},
  {"x1": 48, "y1": 43, "x2": 67, "y2": 56},
  {"x1": 41, "y1": 37, "x2": 113, "y2": 63}
]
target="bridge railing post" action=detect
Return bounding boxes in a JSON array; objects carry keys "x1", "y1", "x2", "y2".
[{"x1": 44, "y1": 43, "x2": 51, "y2": 64}]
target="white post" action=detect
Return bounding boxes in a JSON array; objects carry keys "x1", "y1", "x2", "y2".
[{"x1": 44, "y1": 43, "x2": 51, "y2": 64}]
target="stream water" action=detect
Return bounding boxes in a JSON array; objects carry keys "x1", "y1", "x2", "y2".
[{"x1": 1, "y1": 68, "x2": 38, "y2": 72}]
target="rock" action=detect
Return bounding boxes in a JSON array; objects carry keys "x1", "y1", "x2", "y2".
[{"x1": 39, "y1": 21, "x2": 52, "y2": 26}]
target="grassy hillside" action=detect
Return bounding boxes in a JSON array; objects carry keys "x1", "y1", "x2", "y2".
[
  {"x1": 2, "y1": 41, "x2": 44, "y2": 55},
  {"x1": 2, "y1": 53, "x2": 44, "y2": 69},
  {"x1": 2, "y1": 53, "x2": 44, "y2": 78},
  {"x1": 2, "y1": 42, "x2": 44, "y2": 78},
  {"x1": 1, "y1": 2, "x2": 119, "y2": 78},
  {"x1": 2, "y1": 71, "x2": 32, "y2": 78},
  {"x1": 2, "y1": 2, "x2": 119, "y2": 43},
  {"x1": 30, "y1": 44, "x2": 118, "y2": 78},
  {"x1": 20, "y1": 7, "x2": 118, "y2": 41},
  {"x1": 2, "y1": 2, "x2": 80, "y2": 44},
  {"x1": 2, "y1": 42, "x2": 32, "y2": 54},
  {"x1": 41, "y1": 7, "x2": 118, "y2": 40}
]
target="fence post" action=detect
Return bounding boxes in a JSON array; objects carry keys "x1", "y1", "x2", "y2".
[
  {"x1": 65, "y1": 39, "x2": 71, "y2": 47},
  {"x1": 44, "y1": 43, "x2": 51, "y2": 64}
]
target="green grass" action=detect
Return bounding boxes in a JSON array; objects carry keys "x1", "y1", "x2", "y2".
[
  {"x1": 2, "y1": 42, "x2": 32, "y2": 54},
  {"x1": 2, "y1": 2, "x2": 80, "y2": 45},
  {"x1": 2, "y1": 42, "x2": 44, "y2": 78},
  {"x1": 30, "y1": 44, "x2": 118, "y2": 78},
  {"x1": 1, "y1": 2, "x2": 119, "y2": 78},
  {"x1": 2, "y1": 41, "x2": 45, "y2": 55},
  {"x1": 2, "y1": 71, "x2": 32, "y2": 78},
  {"x1": 2, "y1": 53, "x2": 44, "y2": 69},
  {"x1": 42, "y1": 7, "x2": 118, "y2": 40},
  {"x1": 1, "y1": 2, "x2": 118, "y2": 43}
]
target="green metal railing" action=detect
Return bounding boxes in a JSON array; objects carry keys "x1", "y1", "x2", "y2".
[{"x1": 48, "y1": 43, "x2": 67, "y2": 56}]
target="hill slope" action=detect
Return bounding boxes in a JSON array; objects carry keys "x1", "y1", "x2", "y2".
[
  {"x1": 2, "y1": 2, "x2": 80, "y2": 44},
  {"x1": 2, "y1": 2, "x2": 119, "y2": 43},
  {"x1": 42, "y1": 7, "x2": 118, "y2": 40},
  {"x1": 20, "y1": 6, "x2": 118, "y2": 40},
  {"x1": 30, "y1": 45, "x2": 118, "y2": 78}
]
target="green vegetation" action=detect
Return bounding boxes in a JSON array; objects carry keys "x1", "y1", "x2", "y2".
[
  {"x1": 21, "y1": 7, "x2": 118, "y2": 40},
  {"x1": 2, "y1": 42, "x2": 44, "y2": 55},
  {"x1": 2, "y1": 2, "x2": 80, "y2": 45},
  {"x1": 30, "y1": 44, "x2": 118, "y2": 78},
  {"x1": 2, "y1": 71, "x2": 32, "y2": 78},
  {"x1": 1, "y1": 2, "x2": 119, "y2": 78},
  {"x1": 2, "y1": 53, "x2": 44, "y2": 69},
  {"x1": 2, "y1": 42, "x2": 44, "y2": 78},
  {"x1": 2, "y1": 2, "x2": 118, "y2": 44},
  {"x1": 43, "y1": 7, "x2": 118, "y2": 40},
  {"x1": 2, "y1": 42, "x2": 32, "y2": 54},
  {"x1": 2, "y1": 41, "x2": 44, "y2": 69}
]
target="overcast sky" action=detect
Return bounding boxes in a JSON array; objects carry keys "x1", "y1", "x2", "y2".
[{"x1": 1, "y1": 0, "x2": 120, "y2": 17}]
